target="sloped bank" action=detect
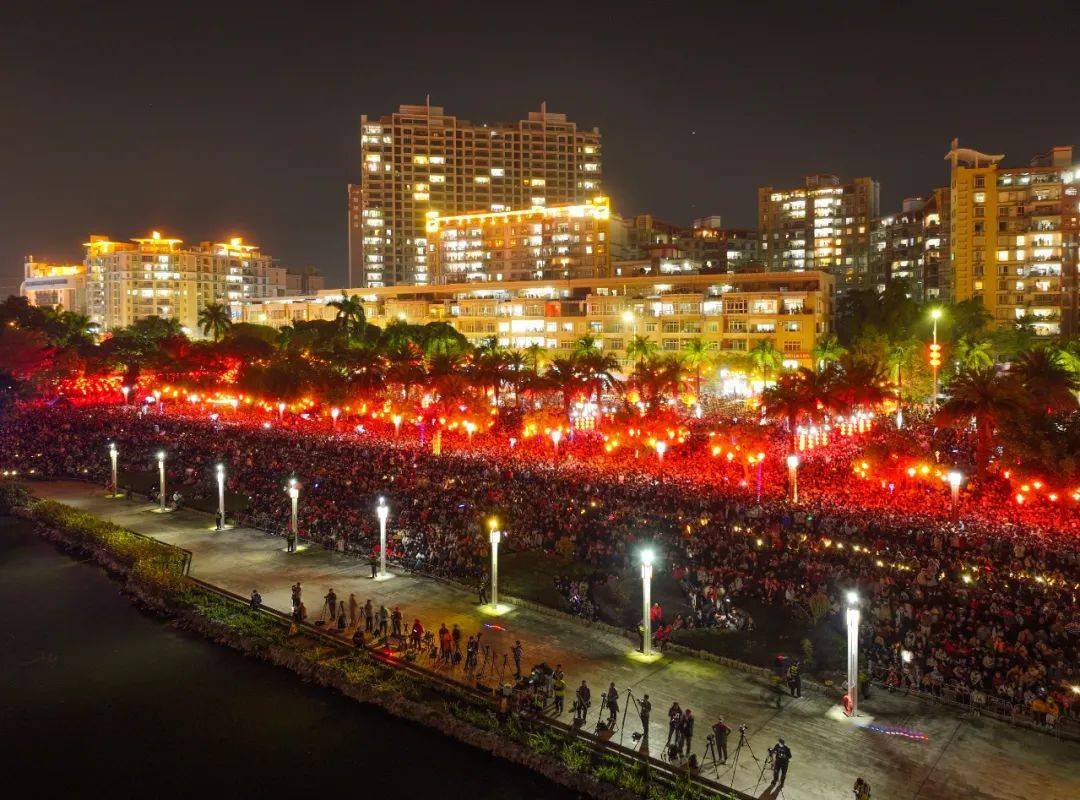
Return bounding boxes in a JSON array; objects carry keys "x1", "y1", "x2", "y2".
[{"x1": 1, "y1": 485, "x2": 734, "y2": 800}]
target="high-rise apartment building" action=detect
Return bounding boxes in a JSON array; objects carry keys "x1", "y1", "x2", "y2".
[
  {"x1": 870, "y1": 189, "x2": 949, "y2": 301},
  {"x1": 948, "y1": 142, "x2": 1079, "y2": 336},
  {"x1": 758, "y1": 175, "x2": 880, "y2": 291},
  {"x1": 682, "y1": 217, "x2": 760, "y2": 273},
  {"x1": 82, "y1": 232, "x2": 304, "y2": 334},
  {"x1": 352, "y1": 103, "x2": 601, "y2": 288},
  {"x1": 428, "y1": 197, "x2": 612, "y2": 283}
]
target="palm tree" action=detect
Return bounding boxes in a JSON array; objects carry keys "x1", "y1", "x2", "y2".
[
  {"x1": 545, "y1": 356, "x2": 584, "y2": 412},
  {"x1": 811, "y1": 333, "x2": 846, "y2": 373},
  {"x1": 573, "y1": 334, "x2": 600, "y2": 357},
  {"x1": 762, "y1": 368, "x2": 819, "y2": 448},
  {"x1": 937, "y1": 367, "x2": 1023, "y2": 471},
  {"x1": 832, "y1": 354, "x2": 894, "y2": 414},
  {"x1": 886, "y1": 338, "x2": 916, "y2": 421},
  {"x1": 954, "y1": 335, "x2": 994, "y2": 370},
  {"x1": 748, "y1": 339, "x2": 784, "y2": 387},
  {"x1": 1011, "y1": 347, "x2": 1080, "y2": 413},
  {"x1": 522, "y1": 343, "x2": 549, "y2": 375},
  {"x1": 575, "y1": 349, "x2": 619, "y2": 400},
  {"x1": 628, "y1": 356, "x2": 685, "y2": 411},
  {"x1": 197, "y1": 302, "x2": 232, "y2": 341},
  {"x1": 681, "y1": 338, "x2": 712, "y2": 399},
  {"x1": 328, "y1": 294, "x2": 366, "y2": 342},
  {"x1": 626, "y1": 335, "x2": 659, "y2": 367}
]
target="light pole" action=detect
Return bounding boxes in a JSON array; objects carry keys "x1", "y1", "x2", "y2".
[
  {"x1": 550, "y1": 428, "x2": 562, "y2": 456},
  {"x1": 655, "y1": 440, "x2": 667, "y2": 465},
  {"x1": 215, "y1": 463, "x2": 226, "y2": 530},
  {"x1": 640, "y1": 549, "x2": 654, "y2": 657},
  {"x1": 156, "y1": 451, "x2": 167, "y2": 512},
  {"x1": 846, "y1": 590, "x2": 860, "y2": 718},
  {"x1": 287, "y1": 478, "x2": 299, "y2": 540},
  {"x1": 108, "y1": 442, "x2": 119, "y2": 496},
  {"x1": 121, "y1": 385, "x2": 131, "y2": 404},
  {"x1": 488, "y1": 517, "x2": 502, "y2": 609},
  {"x1": 786, "y1": 453, "x2": 799, "y2": 504},
  {"x1": 930, "y1": 308, "x2": 942, "y2": 409},
  {"x1": 278, "y1": 401, "x2": 286, "y2": 421},
  {"x1": 376, "y1": 496, "x2": 390, "y2": 579},
  {"x1": 947, "y1": 470, "x2": 963, "y2": 521},
  {"x1": 330, "y1": 406, "x2": 340, "y2": 430}
]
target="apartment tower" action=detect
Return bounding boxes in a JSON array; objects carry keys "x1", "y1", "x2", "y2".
[
  {"x1": 947, "y1": 141, "x2": 1079, "y2": 336},
  {"x1": 758, "y1": 174, "x2": 880, "y2": 291},
  {"x1": 350, "y1": 103, "x2": 602, "y2": 288}
]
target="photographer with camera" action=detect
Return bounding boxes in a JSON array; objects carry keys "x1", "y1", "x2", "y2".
[
  {"x1": 605, "y1": 682, "x2": 620, "y2": 726},
  {"x1": 637, "y1": 693, "x2": 652, "y2": 737},
  {"x1": 768, "y1": 737, "x2": 792, "y2": 787},
  {"x1": 665, "y1": 701, "x2": 683, "y2": 749}
]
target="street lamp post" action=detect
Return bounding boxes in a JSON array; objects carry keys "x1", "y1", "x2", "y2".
[
  {"x1": 330, "y1": 407, "x2": 340, "y2": 430},
  {"x1": 287, "y1": 478, "x2": 299, "y2": 539},
  {"x1": 947, "y1": 470, "x2": 963, "y2": 521},
  {"x1": 640, "y1": 549, "x2": 654, "y2": 657},
  {"x1": 156, "y1": 451, "x2": 166, "y2": 512},
  {"x1": 930, "y1": 308, "x2": 942, "y2": 409},
  {"x1": 215, "y1": 463, "x2": 226, "y2": 530},
  {"x1": 108, "y1": 442, "x2": 119, "y2": 496},
  {"x1": 550, "y1": 428, "x2": 562, "y2": 456},
  {"x1": 846, "y1": 590, "x2": 860, "y2": 718},
  {"x1": 121, "y1": 385, "x2": 131, "y2": 404},
  {"x1": 278, "y1": 401, "x2": 286, "y2": 421},
  {"x1": 376, "y1": 496, "x2": 390, "y2": 578},
  {"x1": 488, "y1": 517, "x2": 502, "y2": 608},
  {"x1": 655, "y1": 440, "x2": 667, "y2": 465},
  {"x1": 786, "y1": 454, "x2": 799, "y2": 504}
]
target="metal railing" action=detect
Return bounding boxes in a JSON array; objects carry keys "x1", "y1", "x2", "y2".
[
  {"x1": 188, "y1": 577, "x2": 754, "y2": 799},
  {"x1": 868, "y1": 664, "x2": 1080, "y2": 742}
]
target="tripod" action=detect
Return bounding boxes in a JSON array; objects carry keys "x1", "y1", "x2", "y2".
[
  {"x1": 702, "y1": 735, "x2": 722, "y2": 778},
  {"x1": 727, "y1": 726, "x2": 760, "y2": 791}
]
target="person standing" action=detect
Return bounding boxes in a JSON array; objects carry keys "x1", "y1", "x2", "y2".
[
  {"x1": 286, "y1": 527, "x2": 296, "y2": 553},
  {"x1": 324, "y1": 588, "x2": 337, "y2": 622},
  {"x1": 666, "y1": 702, "x2": 683, "y2": 747},
  {"x1": 605, "y1": 682, "x2": 620, "y2": 725},
  {"x1": 478, "y1": 576, "x2": 489, "y2": 605},
  {"x1": 391, "y1": 606, "x2": 403, "y2": 637},
  {"x1": 552, "y1": 673, "x2": 566, "y2": 714},
  {"x1": 511, "y1": 640, "x2": 523, "y2": 679},
  {"x1": 787, "y1": 660, "x2": 802, "y2": 698},
  {"x1": 363, "y1": 598, "x2": 374, "y2": 633},
  {"x1": 711, "y1": 717, "x2": 730, "y2": 763},
  {"x1": 378, "y1": 604, "x2": 389, "y2": 636},
  {"x1": 853, "y1": 777, "x2": 871, "y2": 800},
  {"x1": 348, "y1": 593, "x2": 359, "y2": 628},
  {"x1": 770, "y1": 738, "x2": 792, "y2": 786},
  {"x1": 680, "y1": 708, "x2": 695, "y2": 756},
  {"x1": 638, "y1": 693, "x2": 652, "y2": 741},
  {"x1": 290, "y1": 582, "x2": 302, "y2": 614},
  {"x1": 575, "y1": 680, "x2": 591, "y2": 723},
  {"x1": 249, "y1": 589, "x2": 262, "y2": 610}
]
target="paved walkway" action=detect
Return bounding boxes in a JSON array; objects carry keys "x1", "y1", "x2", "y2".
[{"x1": 31, "y1": 482, "x2": 1079, "y2": 800}]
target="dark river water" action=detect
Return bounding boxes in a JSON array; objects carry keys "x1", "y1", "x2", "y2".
[{"x1": 0, "y1": 518, "x2": 578, "y2": 799}]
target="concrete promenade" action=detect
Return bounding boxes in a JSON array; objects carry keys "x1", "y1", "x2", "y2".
[{"x1": 30, "y1": 481, "x2": 1079, "y2": 800}]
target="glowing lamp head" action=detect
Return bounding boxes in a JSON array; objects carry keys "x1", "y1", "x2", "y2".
[
  {"x1": 947, "y1": 471, "x2": 963, "y2": 489},
  {"x1": 108, "y1": 442, "x2": 117, "y2": 455},
  {"x1": 277, "y1": 402, "x2": 286, "y2": 412},
  {"x1": 621, "y1": 310, "x2": 634, "y2": 323},
  {"x1": 640, "y1": 549, "x2": 654, "y2": 567},
  {"x1": 846, "y1": 590, "x2": 859, "y2": 606},
  {"x1": 655, "y1": 441, "x2": 667, "y2": 455},
  {"x1": 930, "y1": 308, "x2": 942, "y2": 321},
  {"x1": 901, "y1": 649, "x2": 913, "y2": 664},
  {"x1": 376, "y1": 496, "x2": 389, "y2": 521},
  {"x1": 786, "y1": 454, "x2": 799, "y2": 469},
  {"x1": 156, "y1": 450, "x2": 165, "y2": 462},
  {"x1": 550, "y1": 429, "x2": 562, "y2": 445},
  {"x1": 216, "y1": 463, "x2": 224, "y2": 475},
  {"x1": 487, "y1": 516, "x2": 499, "y2": 532},
  {"x1": 330, "y1": 407, "x2": 340, "y2": 420}
]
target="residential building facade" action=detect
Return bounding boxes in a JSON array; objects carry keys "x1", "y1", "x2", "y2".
[
  {"x1": 241, "y1": 271, "x2": 834, "y2": 371},
  {"x1": 428, "y1": 197, "x2": 612, "y2": 283},
  {"x1": 20, "y1": 259, "x2": 88, "y2": 312},
  {"x1": 353, "y1": 103, "x2": 601, "y2": 288},
  {"x1": 948, "y1": 142, "x2": 1079, "y2": 336},
  {"x1": 82, "y1": 232, "x2": 301, "y2": 335},
  {"x1": 758, "y1": 175, "x2": 880, "y2": 290}
]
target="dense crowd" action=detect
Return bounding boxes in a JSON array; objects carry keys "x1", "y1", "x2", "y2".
[{"x1": 1, "y1": 401, "x2": 1077, "y2": 726}]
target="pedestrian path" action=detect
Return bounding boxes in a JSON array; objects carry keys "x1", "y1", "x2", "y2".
[{"x1": 32, "y1": 481, "x2": 1079, "y2": 800}]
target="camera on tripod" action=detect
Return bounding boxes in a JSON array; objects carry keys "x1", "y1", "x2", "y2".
[
  {"x1": 631, "y1": 731, "x2": 643, "y2": 742},
  {"x1": 738, "y1": 723, "x2": 748, "y2": 734}
]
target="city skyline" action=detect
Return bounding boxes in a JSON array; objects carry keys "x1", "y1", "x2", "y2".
[{"x1": 5, "y1": 1, "x2": 1080, "y2": 296}]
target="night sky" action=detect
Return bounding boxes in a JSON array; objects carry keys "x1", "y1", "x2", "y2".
[{"x1": 4, "y1": 1, "x2": 1079, "y2": 295}]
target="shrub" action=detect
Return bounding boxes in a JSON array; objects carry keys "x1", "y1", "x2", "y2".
[{"x1": 0, "y1": 482, "x2": 33, "y2": 512}]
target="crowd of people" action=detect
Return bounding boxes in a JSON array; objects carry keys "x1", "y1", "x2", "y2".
[{"x1": 1, "y1": 400, "x2": 1076, "y2": 727}]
